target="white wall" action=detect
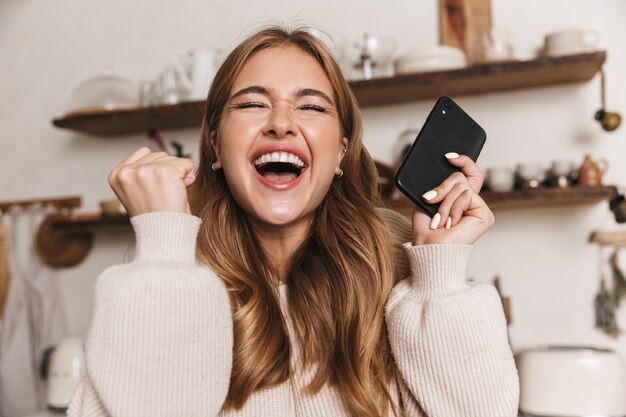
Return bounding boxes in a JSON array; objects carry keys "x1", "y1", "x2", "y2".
[{"x1": 1, "y1": 0, "x2": 625, "y2": 359}]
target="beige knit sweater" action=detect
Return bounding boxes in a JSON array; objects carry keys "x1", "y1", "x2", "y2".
[{"x1": 67, "y1": 209, "x2": 519, "y2": 417}]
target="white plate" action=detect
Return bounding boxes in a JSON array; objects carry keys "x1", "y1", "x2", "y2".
[
  {"x1": 395, "y1": 46, "x2": 467, "y2": 74},
  {"x1": 545, "y1": 46, "x2": 602, "y2": 57}
]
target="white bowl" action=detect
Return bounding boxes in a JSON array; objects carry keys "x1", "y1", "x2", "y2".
[
  {"x1": 544, "y1": 29, "x2": 601, "y2": 57},
  {"x1": 66, "y1": 69, "x2": 137, "y2": 114},
  {"x1": 395, "y1": 46, "x2": 467, "y2": 74}
]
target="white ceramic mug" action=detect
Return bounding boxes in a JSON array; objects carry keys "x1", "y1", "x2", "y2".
[
  {"x1": 550, "y1": 159, "x2": 576, "y2": 177},
  {"x1": 481, "y1": 29, "x2": 515, "y2": 62},
  {"x1": 487, "y1": 167, "x2": 515, "y2": 192},
  {"x1": 545, "y1": 29, "x2": 600, "y2": 57},
  {"x1": 517, "y1": 162, "x2": 545, "y2": 181},
  {"x1": 189, "y1": 48, "x2": 221, "y2": 100}
]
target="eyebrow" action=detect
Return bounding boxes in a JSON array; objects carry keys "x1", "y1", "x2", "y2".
[
  {"x1": 230, "y1": 86, "x2": 269, "y2": 100},
  {"x1": 229, "y1": 85, "x2": 334, "y2": 106},
  {"x1": 296, "y1": 88, "x2": 334, "y2": 105}
]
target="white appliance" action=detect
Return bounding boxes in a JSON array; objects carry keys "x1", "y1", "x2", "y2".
[
  {"x1": 517, "y1": 346, "x2": 626, "y2": 417},
  {"x1": 45, "y1": 337, "x2": 85, "y2": 412}
]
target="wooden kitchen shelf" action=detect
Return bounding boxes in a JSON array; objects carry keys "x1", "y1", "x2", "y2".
[
  {"x1": 53, "y1": 100, "x2": 207, "y2": 136},
  {"x1": 50, "y1": 212, "x2": 132, "y2": 231},
  {"x1": 351, "y1": 50, "x2": 605, "y2": 107},
  {"x1": 52, "y1": 51, "x2": 606, "y2": 136},
  {"x1": 44, "y1": 186, "x2": 617, "y2": 233},
  {"x1": 0, "y1": 195, "x2": 82, "y2": 212},
  {"x1": 36, "y1": 185, "x2": 616, "y2": 267},
  {"x1": 387, "y1": 185, "x2": 617, "y2": 217}
]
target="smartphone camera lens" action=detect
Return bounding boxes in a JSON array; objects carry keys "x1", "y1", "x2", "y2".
[{"x1": 444, "y1": 100, "x2": 452, "y2": 109}]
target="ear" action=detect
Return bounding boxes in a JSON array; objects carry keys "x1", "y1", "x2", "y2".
[
  {"x1": 210, "y1": 130, "x2": 222, "y2": 170},
  {"x1": 335, "y1": 137, "x2": 349, "y2": 175}
]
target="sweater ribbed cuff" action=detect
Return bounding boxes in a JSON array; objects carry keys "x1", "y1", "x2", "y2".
[
  {"x1": 403, "y1": 243, "x2": 473, "y2": 299},
  {"x1": 130, "y1": 211, "x2": 202, "y2": 264}
]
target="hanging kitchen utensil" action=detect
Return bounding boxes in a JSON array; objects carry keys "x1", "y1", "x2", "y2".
[
  {"x1": 594, "y1": 68, "x2": 622, "y2": 132},
  {"x1": 609, "y1": 186, "x2": 626, "y2": 223},
  {"x1": 170, "y1": 141, "x2": 192, "y2": 159},
  {"x1": 594, "y1": 276, "x2": 620, "y2": 337},
  {"x1": 594, "y1": 245, "x2": 620, "y2": 337},
  {"x1": 609, "y1": 248, "x2": 626, "y2": 307},
  {"x1": 147, "y1": 129, "x2": 169, "y2": 153}
]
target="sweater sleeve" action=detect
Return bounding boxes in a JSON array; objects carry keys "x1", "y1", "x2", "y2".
[
  {"x1": 67, "y1": 212, "x2": 233, "y2": 417},
  {"x1": 385, "y1": 243, "x2": 519, "y2": 417}
]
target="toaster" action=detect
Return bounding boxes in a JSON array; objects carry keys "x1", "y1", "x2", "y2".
[{"x1": 517, "y1": 346, "x2": 626, "y2": 417}]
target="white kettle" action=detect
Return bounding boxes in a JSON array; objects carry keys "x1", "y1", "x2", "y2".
[{"x1": 44, "y1": 337, "x2": 85, "y2": 412}]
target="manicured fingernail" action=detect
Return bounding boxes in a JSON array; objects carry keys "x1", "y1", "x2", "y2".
[
  {"x1": 445, "y1": 152, "x2": 460, "y2": 159},
  {"x1": 422, "y1": 190, "x2": 437, "y2": 200},
  {"x1": 430, "y1": 212, "x2": 441, "y2": 230},
  {"x1": 445, "y1": 217, "x2": 452, "y2": 229}
]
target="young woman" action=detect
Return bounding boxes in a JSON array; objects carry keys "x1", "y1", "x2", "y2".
[{"x1": 68, "y1": 26, "x2": 519, "y2": 417}]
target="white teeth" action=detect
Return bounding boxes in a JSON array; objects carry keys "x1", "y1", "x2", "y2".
[{"x1": 253, "y1": 151, "x2": 306, "y2": 168}]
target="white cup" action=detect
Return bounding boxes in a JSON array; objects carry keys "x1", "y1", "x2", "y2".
[
  {"x1": 545, "y1": 29, "x2": 600, "y2": 57},
  {"x1": 487, "y1": 167, "x2": 515, "y2": 192},
  {"x1": 550, "y1": 159, "x2": 576, "y2": 177},
  {"x1": 481, "y1": 29, "x2": 515, "y2": 63},
  {"x1": 517, "y1": 162, "x2": 545, "y2": 182},
  {"x1": 189, "y1": 48, "x2": 221, "y2": 100}
]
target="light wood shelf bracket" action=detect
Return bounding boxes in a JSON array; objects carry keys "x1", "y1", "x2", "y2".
[{"x1": 589, "y1": 229, "x2": 626, "y2": 247}]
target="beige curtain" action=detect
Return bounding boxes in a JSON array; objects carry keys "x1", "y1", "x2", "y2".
[{"x1": 0, "y1": 205, "x2": 67, "y2": 417}]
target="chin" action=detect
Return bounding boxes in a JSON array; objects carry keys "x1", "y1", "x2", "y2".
[{"x1": 253, "y1": 204, "x2": 309, "y2": 227}]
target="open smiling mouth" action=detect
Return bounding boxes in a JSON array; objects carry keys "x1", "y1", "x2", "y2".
[{"x1": 253, "y1": 152, "x2": 308, "y2": 184}]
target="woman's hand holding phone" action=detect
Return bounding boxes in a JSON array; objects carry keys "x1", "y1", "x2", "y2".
[
  {"x1": 411, "y1": 153, "x2": 495, "y2": 245},
  {"x1": 107, "y1": 147, "x2": 197, "y2": 217}
]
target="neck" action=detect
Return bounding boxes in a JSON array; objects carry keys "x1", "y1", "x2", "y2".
[{"x1": 249, "y1": 218, "x2": 311, "y2": 283}]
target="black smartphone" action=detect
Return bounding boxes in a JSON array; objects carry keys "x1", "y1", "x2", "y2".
[{"x1": 394, "y1": 96, "x2": 486, "y2": 217}]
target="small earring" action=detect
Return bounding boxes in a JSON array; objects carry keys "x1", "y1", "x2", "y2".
[
  {"x1": 335, "y1": 169, "x2": 344, "y2": 179},
  {"x1": 211, "y1": 162, "x2": 220, "y2": 172}
]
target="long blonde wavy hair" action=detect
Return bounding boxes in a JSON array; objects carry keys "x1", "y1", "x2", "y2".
[{"x1": 188, "y1": 25, "x2": 399, "y2": 417}]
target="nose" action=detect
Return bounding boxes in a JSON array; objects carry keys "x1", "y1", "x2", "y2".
[{"x1": 263, "y1": 104, "x2": 299, "y2": 139}]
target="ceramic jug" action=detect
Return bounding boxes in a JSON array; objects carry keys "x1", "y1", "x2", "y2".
[
  {"x1": 578, "y1": 154, "x2": 608, "y2": 186},
  {"x1": 188, "y1": 48, "x2": 221, "y2": 100}
]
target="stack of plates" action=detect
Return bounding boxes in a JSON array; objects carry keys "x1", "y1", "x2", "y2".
[{"x1": 394, "y1": 46, "x2": 467, "y2": 75}]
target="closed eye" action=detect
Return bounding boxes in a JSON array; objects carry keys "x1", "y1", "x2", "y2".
[
  {"x1": 297, "y1": 104, "x2": 329, "y2": 113},
  {"x1": 235, "y1": 102, "x2": 268, "y2": 109}
]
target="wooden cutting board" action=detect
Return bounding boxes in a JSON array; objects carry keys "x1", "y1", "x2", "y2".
[
  {"x1": 0, "y1": 220, "x2": 9, "y2": 318},
  {"x1": 440, "y1": 0, "x2": 493, "y2": 65}
]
